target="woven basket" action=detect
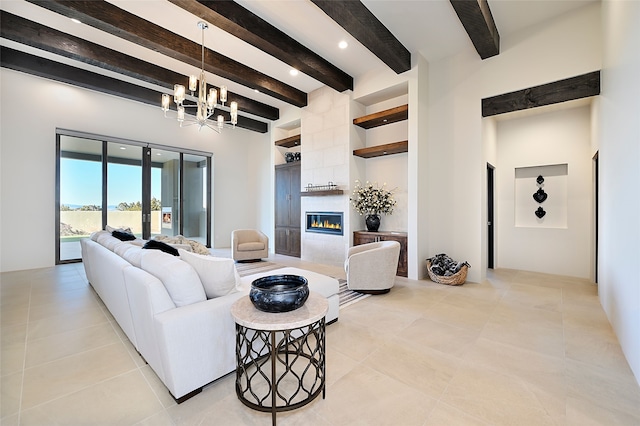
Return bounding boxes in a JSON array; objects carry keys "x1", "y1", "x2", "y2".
[{"x1": 426, "y1": 259, "x2": 468, "y2": 286}]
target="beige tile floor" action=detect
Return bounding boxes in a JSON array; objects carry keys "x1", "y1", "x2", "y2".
[{"x1": 2, "y1": 253, "x2": 640, "y2": 425}]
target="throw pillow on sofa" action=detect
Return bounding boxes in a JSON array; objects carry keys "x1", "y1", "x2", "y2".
[
  {"x1": 140, "y1": 250, "x2": 206, "y2": 307},
  {"x1": 143, "y1": 239, "x2": 179, "y2": 256},
  {"x1": 178, "y1": 249, "x2": 240, "y2": 298},
  {"x1": 106, "y1": 225, "x2": 133, "y2": 234},
  {"x1": 112, "y1": 230, "x2": 136, "y2": 241}
]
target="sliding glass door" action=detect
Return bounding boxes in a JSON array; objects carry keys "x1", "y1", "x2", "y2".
[
  {"x1": 58, "y1": 136, "x2": 104, "y2": 262},
  {"x1": 56, "y1": 131, "x2": 212, "y2": 263},
  {"x1": 107, "y1": 143, "x2": 143, "y2": 237}
]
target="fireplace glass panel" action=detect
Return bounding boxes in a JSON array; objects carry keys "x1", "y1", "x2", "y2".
[{"x1": 306, "y1": 212, "x2": 343, "y2": 235}]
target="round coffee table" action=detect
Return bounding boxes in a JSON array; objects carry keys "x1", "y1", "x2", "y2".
[{"x1": 231, "y1": 291, "x2": 328, "y2": 426}]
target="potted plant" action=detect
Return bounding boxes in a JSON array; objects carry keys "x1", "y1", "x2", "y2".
[{"x1": 349, "y1": 180, "x2": 396, "y2": 231}]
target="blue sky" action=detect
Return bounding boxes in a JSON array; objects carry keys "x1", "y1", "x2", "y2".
[{"x1": 61, "y1": 158, "x2": 160, "y2": 207}]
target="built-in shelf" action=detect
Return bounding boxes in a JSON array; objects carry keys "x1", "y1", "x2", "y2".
[
  {"x1": 300, "y1": 190, "x2": 344, "y2": 197},
  {"x1": 353, "y1": 104, "x2": 408, "y2": 129},
  {"x1": 353, "y1": 141, "x2": 408, "y2": 158},
  {"x1": 275, "y1": 134, "x2": 301, "y2": 148}
]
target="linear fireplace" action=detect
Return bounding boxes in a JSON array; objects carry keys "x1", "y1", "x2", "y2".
[{"x1": 306, "y1": 212, "x2": 343, "y2": 235}]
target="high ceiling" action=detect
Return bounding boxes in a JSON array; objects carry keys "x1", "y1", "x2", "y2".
[{"x1": 0, "y1": 0, "x2": 597, "y2": 130}]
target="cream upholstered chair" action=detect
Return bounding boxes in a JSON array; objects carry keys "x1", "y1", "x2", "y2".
[
  {"x1": 231, "y1": 229, "x2": 269, "y2": 262},
  {"x1": 344, "y1": 240, "x2": 400, "y2": 294}
]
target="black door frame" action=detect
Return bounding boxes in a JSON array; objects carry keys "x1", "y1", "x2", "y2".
[{"x1": 487, "y1": 163, "x2": 495, "y2": 269}]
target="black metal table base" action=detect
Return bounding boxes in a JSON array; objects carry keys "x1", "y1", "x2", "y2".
[{"x1": 235, "y1": 318, "x2": 326, "y2": 425}]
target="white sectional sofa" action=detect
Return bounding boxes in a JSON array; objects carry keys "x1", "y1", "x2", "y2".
[{"x1": 80, "y1": 231, "x2": 339, "y2": 402}]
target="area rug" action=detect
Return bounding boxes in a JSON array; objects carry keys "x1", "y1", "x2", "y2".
[
  {"x1": 235, "y1": 261, "x2": 369, "y2": 308},
  {"x1": 235, "y1": 261, "x2": 283, "y2": 277}
]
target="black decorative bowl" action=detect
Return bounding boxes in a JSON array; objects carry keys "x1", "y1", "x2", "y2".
[{"x1": 249, "y1": 274, "x2": 309, "y2": 313}]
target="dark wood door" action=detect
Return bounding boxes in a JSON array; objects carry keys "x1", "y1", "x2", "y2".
[{"x1": 275, "y1": 162, "x2": 301, "y2": 257}]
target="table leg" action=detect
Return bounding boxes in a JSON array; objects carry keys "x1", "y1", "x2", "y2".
[{"x1": 271, "y1": 331, "x2": 277, "y2": 426}]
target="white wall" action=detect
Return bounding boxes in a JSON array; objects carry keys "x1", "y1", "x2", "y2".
[
  {"x1": 598, "y1": 0, "x2": 640, "y2": 384},
  {"x1": 427, "y1": 2, "x2": 602, "y2": 283},
  {"x1": 360, "y1": 94, "x2": 409, "y2": 233},
  {"x1": 0, "y1": 69, "x2": 271, "y2": 272},
  {"x1": 496, "y1": 106, "x2": 592, "y2": 278}
]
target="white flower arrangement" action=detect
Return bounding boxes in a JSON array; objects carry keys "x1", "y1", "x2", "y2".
[{"x1": 349, "y1": 180, "x2": 396, "y2": 216}]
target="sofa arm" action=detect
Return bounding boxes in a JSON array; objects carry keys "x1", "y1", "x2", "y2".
[{"x1": 152, "y1": 291, "x2": 246, "y2": 400}]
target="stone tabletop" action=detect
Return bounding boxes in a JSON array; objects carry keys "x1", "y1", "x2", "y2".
[{"x1": 231, "y1": 291, "x2": 328, "y2": 331}]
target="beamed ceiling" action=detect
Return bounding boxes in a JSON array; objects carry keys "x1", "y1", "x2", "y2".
[{"x1": 0, "y1": 0, "x2": 597, "y2": 133}]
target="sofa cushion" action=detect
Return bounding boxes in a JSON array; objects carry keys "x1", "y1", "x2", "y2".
[
  {"x1": 96, "y1": 232, "x2": 123, "y2": 251},
  {"x1": 121, "y1": 245, "x2": 143, "y2": 268},
  {"x1": 113, "y1": 241, "x2": 134, "y2": 257},
  {"x1": 178, "y1": 249, "x2": 240, "y2": 298},
  {"x1": 140, "y1": 250, "x2": 205, "y2": 307},
  {"x1": 237, "y1": 242, "x2": 265, "y2": 252},
  {"x1": 90, "y1": 230, "x2": 110, "y2": 242},
  {"x1": 143, "y1": 239, "x2": 179, "y2": 256}
]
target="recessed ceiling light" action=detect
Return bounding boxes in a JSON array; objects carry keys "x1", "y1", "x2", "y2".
[
  {"x1": 119, "y1": 146, "x2": 126, "y2": 150},
  {"x1": 338, "y1": 41, "x2": 348, "y2": 49},
  {"x1": 71, "y1": 18, "x2": 81, "y2": 24},
  {"x1": 289, "y1": 69, "x2": 299, "y2": 76}
]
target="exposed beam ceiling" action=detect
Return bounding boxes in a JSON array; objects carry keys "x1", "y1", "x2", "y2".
[
  {"x1": 450, "y1": 0, "x2": 500, "y2": 60},
  {"x1": 1, "y1": 45, "x2": 269, "y2": 133},
  {"x1": 26, "y1": 0, "x2": 307, "y2": 107},
  {"x1": 0, "y1": 10, "x2": 278, "y2": 121},
  {"x1": 310, "y1": 0, "x2": 411, "y2": 74},
  {"x1": 482, "y1": 71, "x2": 601, "y2": 117},
  {"x1": 168, "y1": 0, "x2": 353, "y2": 93}
]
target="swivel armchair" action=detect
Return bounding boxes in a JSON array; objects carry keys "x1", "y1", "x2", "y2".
[{"x1": 344, "y1": 240, "x2": 400, "y2": 294}]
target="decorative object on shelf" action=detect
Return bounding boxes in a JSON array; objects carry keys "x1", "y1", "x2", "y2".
[
  {"x1": 285, "y1": 152, "x2": 301, "y2": 163},
  {"x1": 536, "y1": 175, "x2": 545, "y2": 185},
  {"x1": 535, "y1": 207, "x2": 546, "y2": 218},
  {"x1": 161, "y1": 21, "x2": 238, "y2": 133},
  {"x1": 425, "y1": 253, "x2": 470, "y2": 286},
  {"x1": 305, "y1": 182, "x2": 338, "y2": 192},
  {"x1": 365, "y1": 214, "x2": 381, "y2": 232},
  {"x1": 249, "y1": 274, "x2": 309, "y2": 313},
  {"x1": 350, "y1": 180, "x2": 396, "y2": 232},
  {"x1": 533, "y1": 188, "x2": 548, "y2": 203}
]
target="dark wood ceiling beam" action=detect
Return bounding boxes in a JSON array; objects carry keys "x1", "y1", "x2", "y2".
[
  {"x1": 0, "y1": 46, "x2": 268, "y2": 133},
  {"x1": 310, "y1": 0, "x2": 411, "y2": 74},
  {"x1": 169, "y1": 0, "x2": 353, "y2": 93},
  {"x1": 482, "y1": 71, "x2": 601, "y2": 117},
  {"x1": 0, "y1": 11, "x2": 279, "y2": 121},
  {"x1": 450, "y1": 0, "x2": 500, "y2": 60},
  {"x1": 26, "y1": 0, "x2": 307, "y2": 107}
]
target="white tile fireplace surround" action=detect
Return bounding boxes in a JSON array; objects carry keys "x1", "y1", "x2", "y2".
[
  {"x1": 299, "y1": 87, "x2": 352, "y2": 267},
  {"x1": 301, "y1": 195, "x2": 350, "y2": 267}
]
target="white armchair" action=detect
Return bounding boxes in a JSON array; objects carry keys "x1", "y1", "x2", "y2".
[
  {"x1": 231, "y1": 229, "x2": 269, "y2": 262},
  {"x1": 344, "y1": 240, "x2": 401, "y2": 294}
]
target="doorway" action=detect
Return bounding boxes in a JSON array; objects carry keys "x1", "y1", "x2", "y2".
[{"x1": 487, "y1": 163, "x2": 495, "y2": 269}]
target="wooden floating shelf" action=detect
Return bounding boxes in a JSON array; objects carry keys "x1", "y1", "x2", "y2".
[
  {"x1": 300, "y1": 190, "x2": 344, "y2": 197},
  {"x1": 353, "y1": 104, "x2": 408, "y2": 129},
  {"x1": 275, "y1": 134, "x2": 301, "y2": 148},
  {"x1": 353, "y1": 141, "x2": 408, "y2": 158}
]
